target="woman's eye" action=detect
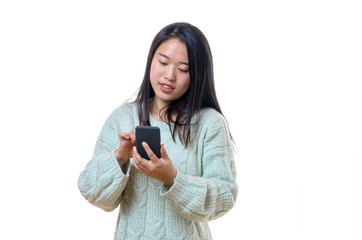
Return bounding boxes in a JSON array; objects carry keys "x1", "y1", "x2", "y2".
[
  {"x1": 159, "y1": 61, "x2": 167, "y2": 66},
  {"x1": 179, "y1": 68, "x2": 188, "y2": 73}
]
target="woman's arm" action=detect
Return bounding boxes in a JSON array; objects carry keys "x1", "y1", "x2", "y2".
[
  {"x1": 78, "y1": 112, "x2": 131, "y2": 212},
  {"x1": 160, "y1": 112, "x2": 238, "y2": 222}
]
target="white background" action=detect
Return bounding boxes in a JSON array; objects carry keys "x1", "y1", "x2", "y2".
[{"x1": 0, "y1": 0, "x2": 361, "y2": 239}]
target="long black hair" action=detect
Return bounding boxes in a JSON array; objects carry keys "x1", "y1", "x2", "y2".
[{"x1": 135, "y1": 22, "x2": 226, "y2": 147}]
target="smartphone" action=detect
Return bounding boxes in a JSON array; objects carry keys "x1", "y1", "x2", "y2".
[{"x1": 135, "y1": 126, "x2": 161, "y2": 160}]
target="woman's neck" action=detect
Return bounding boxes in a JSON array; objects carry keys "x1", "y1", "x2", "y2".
[{"x1": 150, "y1": 98, "x2": 177, "y2": 122}]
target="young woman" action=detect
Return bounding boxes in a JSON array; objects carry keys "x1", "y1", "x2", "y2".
[{"x1": 78, "y1": 22, "x2": 238, "y2": 240}]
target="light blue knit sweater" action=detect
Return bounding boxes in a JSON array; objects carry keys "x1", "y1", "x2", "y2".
[{"x1": 78, "y1": 103, "x2": 238, "y2": 240}]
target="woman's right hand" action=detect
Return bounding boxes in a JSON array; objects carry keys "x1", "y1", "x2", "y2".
[{"x1": 115, "y1": 130, "x2": 135, "y2": 167}]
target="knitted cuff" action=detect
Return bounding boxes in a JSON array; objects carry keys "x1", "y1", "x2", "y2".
[
  {"x1": 160, "y1": 171, "x2": 206, "y2": 208},
  {"x1": 112, "y1": 148, "x2": 131, "y2": 176}
]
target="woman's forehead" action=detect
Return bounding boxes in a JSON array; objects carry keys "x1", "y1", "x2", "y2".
[{"x1": 155, "y1": 39, "x2": 188, "y2": 62}]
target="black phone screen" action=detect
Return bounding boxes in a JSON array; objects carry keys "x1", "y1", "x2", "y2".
[{"x1": 135, "y1": 126, "x2": 161, "y2": 160}]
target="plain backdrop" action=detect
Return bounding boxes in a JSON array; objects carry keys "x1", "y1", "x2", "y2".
[{"x1": 0, "y1": 0, "x2": 361, "y2": 239}]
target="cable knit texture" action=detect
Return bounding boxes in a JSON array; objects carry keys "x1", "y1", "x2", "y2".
[{"x1": 78, "y1": 103, "x2": 238, "y2": 240}]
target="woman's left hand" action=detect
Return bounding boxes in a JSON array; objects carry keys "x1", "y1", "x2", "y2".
[{"x1": 133, "y1": 143, "x2": 177, "y2": 187}]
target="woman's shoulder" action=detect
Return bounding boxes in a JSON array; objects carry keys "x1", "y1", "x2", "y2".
[
  {"x1": 192, "y1": 107, "x2": 229, "y2": 135},
  {"x1": 197, "y1": 108, "x2": 227, "y2": 125},
  {"x1": 107, "y1": 102, "x2": 138, "y2": 122},
  {"x1": 193, "y1": 108, "x2": 232, "y2": 146}
]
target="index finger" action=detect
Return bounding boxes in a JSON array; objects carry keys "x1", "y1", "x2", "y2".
[
  {"x1": 119, "y1": 132, "x2": 130, "y2": 140},
  {"x1": 128, "y1": 130, "x2": 136, "y2": 145}
]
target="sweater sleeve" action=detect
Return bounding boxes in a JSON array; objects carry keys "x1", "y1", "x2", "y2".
[
  {"x1": 160, "y1": 111, "x2": 238, "y2": 222},
  {"x1": 78, "y1": 110, "x2": 130, "y2": 212}
]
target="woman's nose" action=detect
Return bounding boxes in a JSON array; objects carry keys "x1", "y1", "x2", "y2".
[{"x1": 165, "y1": 66, "x2": 176, "y2": 81}]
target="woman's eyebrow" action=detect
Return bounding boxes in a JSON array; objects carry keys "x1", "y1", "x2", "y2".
[{"x1": 158, "y1": 53, "x2": 188, "y2": 66}]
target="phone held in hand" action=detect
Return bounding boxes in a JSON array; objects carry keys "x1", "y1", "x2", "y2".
[{"x1": 135, "y1": 126, "x2": 161, "y2": 160}]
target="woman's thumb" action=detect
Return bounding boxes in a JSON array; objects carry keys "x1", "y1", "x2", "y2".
[{"x1": 161, "y1": 144, "x2": 169, "y2": 159}]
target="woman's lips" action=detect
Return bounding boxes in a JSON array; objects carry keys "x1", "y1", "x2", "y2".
[{"x1": 159, "y1": 83, "x2": 174, "y2": 93}]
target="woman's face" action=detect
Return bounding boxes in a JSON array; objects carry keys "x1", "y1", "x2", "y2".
[{"x1": 150, "y1": 38, "x2": 190, "y2": 107}]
